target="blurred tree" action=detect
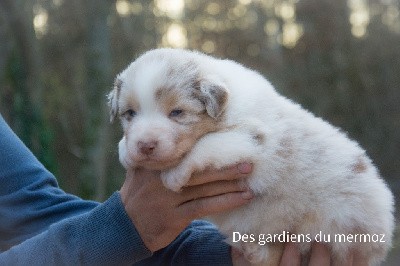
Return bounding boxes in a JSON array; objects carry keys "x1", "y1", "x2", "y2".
[
  {"x1": 0, "y1": 0, "x2": 56, "y2": 174},
  {"x1": 81, "y1": 0, "x2": 114, "y2": 200}
]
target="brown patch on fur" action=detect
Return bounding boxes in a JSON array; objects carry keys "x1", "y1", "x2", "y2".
[
  {"x1": 164, "y1": 60, "x2": 200, "y2": 94},
  {"x1": 192, "y1": 114, "x2": 220, "y2": 134},
  {"x1": 252, "y1": 132, "x2": 266, "y2": 145},
  {"x1": 340, "y1": 191, "x2": 356, "y2": 197},
  {"x1": 303, "y1": 211, "x2": 318, "y2": 224},
  {"x1": 351, "y1": 156, "x2": 368, "y2": 174},
  {"x1": 222, "y1": 124, "x2": 239, "y2": 131},
  {"x1": 155, "y1": 87, "x2": 181, "y2": 111},
  {"x1": 209, "y1": 84, "x2": 228, "y2": 116},
  {"x1": 192, "y1": 79, "x2": 228, "y2": 119},
  {"x1": 155, "y1": 88, "x2": 163, "y2": 100},
  {"x1": 174, "y1": 113, "x2": 219, "y2": 153},
  {"x1": 169, "y1": 113, "x2": 221, "y2": 170},
  {"x1": 275, "y1": 136, "x2": 294, "y2": 158},
  {"x1": 167, "y1": 60, "x2": 198, "y2": 79}
]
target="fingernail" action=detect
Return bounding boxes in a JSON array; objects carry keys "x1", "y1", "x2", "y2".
[
  {"x1": 241, "y1": 190, "x2": 254, "y2": 199},
  {"x1": 238, "y1": 163, "x2": 252, "y2": 174}
]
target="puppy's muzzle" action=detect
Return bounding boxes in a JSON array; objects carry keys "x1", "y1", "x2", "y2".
[{"x1": 138, "y1": 140, "x2": 158, "y2": 155}]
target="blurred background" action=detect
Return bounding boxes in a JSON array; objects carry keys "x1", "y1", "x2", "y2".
[{"x1": 0, "y1": 0, "x2": 399, "y2": 263}]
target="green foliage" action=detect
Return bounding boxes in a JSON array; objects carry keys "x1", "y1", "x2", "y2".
[{"x1": 5, "y1": 50, "x2": 58, "y2": 175}]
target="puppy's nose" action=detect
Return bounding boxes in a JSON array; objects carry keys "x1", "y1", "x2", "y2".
[{"x1": 138, "y1": 141, "x2": 158, "y2": 155}]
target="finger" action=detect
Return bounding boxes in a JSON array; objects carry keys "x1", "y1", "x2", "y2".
[
  {"x1": 352, "y1": 250, "x2": 368, "y2": 266},
  {"x1": 186, "y1": 162, "x2": 253, "y2": 186},
  {"x1": 180, "y1": 179, "x2": 248, "y2": 203},
  {"x1": 279, "y1": 242, "x2": 301, "y2": 266},
  {"x1": 178, "y1": 190, "x2": 253, "y2": 220},
  {"x1": 309, "y1": 242, "x2": 331, "y2": 266}
]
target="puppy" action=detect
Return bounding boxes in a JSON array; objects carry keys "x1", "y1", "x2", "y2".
[{"x1": 108, "y1": 48, "x2": 394, "y2": 265}]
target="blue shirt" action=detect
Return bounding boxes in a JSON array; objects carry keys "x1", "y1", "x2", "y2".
[{"x1": 0, "y1": 114, "x2": 231, "y2": 265}]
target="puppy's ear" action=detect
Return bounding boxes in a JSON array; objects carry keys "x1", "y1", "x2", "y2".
[
  {"x1": 196, "y1": 77, "x2": 229, "y2": 119},
  {"x1": 107, "y1": 77, "x2": 122, "y2": 123}
]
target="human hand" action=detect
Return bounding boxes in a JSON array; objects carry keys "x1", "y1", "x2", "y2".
[
  {"x1": 279, "y1": 242, "x2": 368, "y2": 266},
  {"x1": 120, "y1": 163, "x2": 254, "y2": 252}
]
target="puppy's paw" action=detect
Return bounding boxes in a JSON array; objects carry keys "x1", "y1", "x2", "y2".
[{"x1": 161, "y1": 167, "x2": 191, "y2": 192}]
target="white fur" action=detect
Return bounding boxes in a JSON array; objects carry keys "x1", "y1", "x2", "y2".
[{"x1": 110, "y1": 48, "x2": 394, "y2": 265}]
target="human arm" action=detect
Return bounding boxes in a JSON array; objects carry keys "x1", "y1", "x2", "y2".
[
  {"x1": 0, "y1": 192, "x2": 151, "y2": 265},
  {"x1": 0, "y1": 114, "x2": 151, "y2": 264}
]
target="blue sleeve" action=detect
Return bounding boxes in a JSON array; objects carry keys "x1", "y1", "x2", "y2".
[
  {"x1": 138, "y1": 220, "x2": 233, "y2": 266},
  {"x1": 0, "y1": 114, "x2": 232, "y2": 265},
  {"x1": 0, "y1": 114, "x2": 151, "y2": 264},
  {"x1": 0, "y1": 192, "x2": 152, "y2": 265}
]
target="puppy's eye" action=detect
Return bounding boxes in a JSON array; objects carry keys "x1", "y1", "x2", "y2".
[
  {"x1": 124, "y1": 109, "x2": 136, "y2": 118},
  {"x1": 169, "y1": 109, "x2": 183, "y2": 117}
]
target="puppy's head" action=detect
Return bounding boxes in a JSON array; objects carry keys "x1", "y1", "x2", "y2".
[{"x1": 108, "y1": 49, "x2": 228, "y2": 170}]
